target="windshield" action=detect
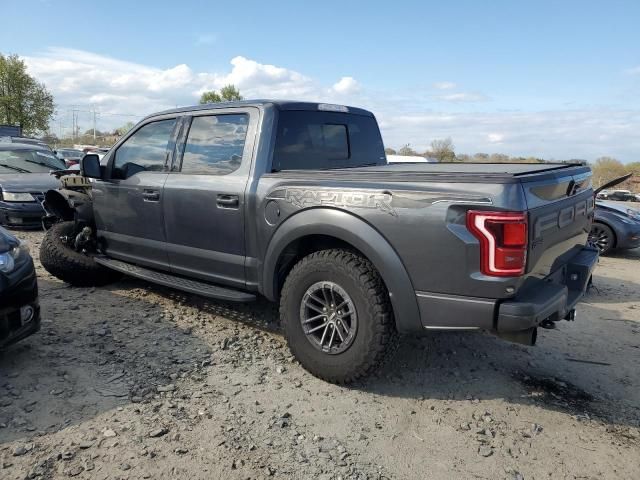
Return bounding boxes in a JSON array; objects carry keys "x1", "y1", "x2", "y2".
[{"x1": 0, "y1": 149, "x2": 65, "y2": 173}]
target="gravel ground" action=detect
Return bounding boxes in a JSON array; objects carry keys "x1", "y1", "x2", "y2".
[{"x1": 1, "y1": 229, "x2": 639, "y2": 480}]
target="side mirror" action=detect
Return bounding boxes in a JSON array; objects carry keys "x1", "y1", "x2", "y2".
[{"x1": 81, "y1": 154, "x2": 101, "y2": 179}]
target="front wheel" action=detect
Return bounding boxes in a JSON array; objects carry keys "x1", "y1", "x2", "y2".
[
  {"x1": 280, "y1": 250, "x2": 398, "y2": 384},
  {"x1": 40, "y1": 221, "x2": 121, "y2": 286},
  {"x1": 588, "y1": 222, "x2": 615, "y2": 255}
]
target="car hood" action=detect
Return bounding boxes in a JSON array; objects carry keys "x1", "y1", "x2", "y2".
[
  {"x1": 0, "y1": 173, "x2": 61, "y2": 193},
  {"x1": 596, "y1": 200, "x2": 640, "y2": 216}
]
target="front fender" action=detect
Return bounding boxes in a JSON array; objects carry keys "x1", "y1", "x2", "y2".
[
  {"x1": 262, "y1": 208, "x2": 422, "y2": 333},
  {"x1": 43, "y1": 189, "x2": 94, "y2": 225}
]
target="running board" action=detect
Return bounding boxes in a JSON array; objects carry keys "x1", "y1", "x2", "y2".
[{"x1": 94, "y1": 257, "x2": 256, "y2": 302}]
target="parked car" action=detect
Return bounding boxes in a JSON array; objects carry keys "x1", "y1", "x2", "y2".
[
  {"x1": 596, "y1": 189, "x2": 636, "y2": 202},
  {"x1": 0, "y1": 226, "x2": 40, "y2": 348},
  {"x1": 590, "y1": 200, "x2": 640, "y2": 254},
  {"x1": 386, "y1": 154, "x2": 436, "y2": 163},
  {"x1": 39, "y1": 100, "x2": 598, "y2": 383},
  {"x1": 55, "y1": 148, "x2": 84, "y2": 168},
  {"x1": 0, "y1": 136, "x2": 53, "y2": 152},
  {"x1": 0, "y1": 143, "x2": 65, "y2": 228}
]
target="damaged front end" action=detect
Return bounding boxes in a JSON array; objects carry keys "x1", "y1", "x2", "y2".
[{"x1": 42, "y1": 170, "x2": 95, "y2": 230}]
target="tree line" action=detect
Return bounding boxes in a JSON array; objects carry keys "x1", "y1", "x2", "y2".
[{"x1": 385, "y1": 138, "x2": 545, "y2": 164}]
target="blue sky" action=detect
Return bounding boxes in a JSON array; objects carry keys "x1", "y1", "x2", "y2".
[{"x1": 2, "y1": 0, "x2": 639, "y2": 161}]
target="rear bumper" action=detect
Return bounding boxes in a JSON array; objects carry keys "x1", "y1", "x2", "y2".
[
  {"x1": 415, "y1": 246, "x2": 599, "y2": 335},
  {"x1": 0, "y1": 201, "x2": 45, "y2": 228},
  {"x1": 496, "y1": 246, "x2": 598, "y2": 332}
]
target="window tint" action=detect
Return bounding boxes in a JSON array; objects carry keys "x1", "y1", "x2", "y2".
[
  {"x1": 114, "y1": 118, "x2": 176, "y2": 177},
  {"x1": 272, "y1": 111, "x2": 386, "y2": 171},
  {"x1": 180, "y1": 114, "x2": 248, "y2": 175}
]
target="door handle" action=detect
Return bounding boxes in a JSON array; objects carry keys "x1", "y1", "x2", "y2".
[
  {"x1": 216, "y1": 194, "x2": 239, "y2": 208},
  {"x1": 142, "y1": 190, "x2": 160, "y2": 202}
]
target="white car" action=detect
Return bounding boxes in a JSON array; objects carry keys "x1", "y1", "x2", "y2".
[{"x1": 386, "y1": 154, "x2": 435, "y2": 163}]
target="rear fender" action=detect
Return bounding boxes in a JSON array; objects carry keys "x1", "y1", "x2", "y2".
[{"x1": 262, "y1": 208, "x2": 422, "y2": 333}]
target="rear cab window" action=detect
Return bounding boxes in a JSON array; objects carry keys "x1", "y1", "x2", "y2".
[{"x1": 272, "y1": 110, "x2": 386, "y2": 171}]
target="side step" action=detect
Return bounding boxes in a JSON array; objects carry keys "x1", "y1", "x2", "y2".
[{"x1": 94, "y1": 256, "x2": 256, "y2": 303}]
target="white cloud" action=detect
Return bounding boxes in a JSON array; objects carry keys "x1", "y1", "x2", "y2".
[
  {"x1": 487, "y1": 133, "x2": 505, "y2": 143},
  {"x1": 196, "y1": 56, "x2": 317, "y2": 98},
  {"x1": 331, "y1": 77, "x2": 360, "y2": 95},
  {"x1": 433, "y1": 81, "x2": 456, "y2": 90},
  {"x1": 435, "y1": 92, "x2": 488, "y2": 102},
  {"x1": 21, "y1": 48, "x2": 640, "y2": 162}
]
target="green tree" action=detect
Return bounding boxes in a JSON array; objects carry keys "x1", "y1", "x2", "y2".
[
  {"x1": 115, "y1": 121, "x2": 135, "y2": 136},
  {"x1": 199, "y1": 84, "x2": 243, "y2": 104},
  {"x1": 384, "y1": 147, "x2": 397, "y2": 155},
  {"x1": 398, "y1": 144, "x2": 418, "y2": 156},
  {"x1": 428, "y1": 137, "x2": 457, "y2": 162},
  {"x1": 591, "y1": 157, "x2": 640, "y2": 191},
  {"x1": 0, "y1": 53, "x2": 54, "y2": 135},
  {"x1": 199, "y1": 90, "x2": 222, "y2": 104},
  {"x1": 220, "y1": 84, "x2": 243, "y2": 101}
]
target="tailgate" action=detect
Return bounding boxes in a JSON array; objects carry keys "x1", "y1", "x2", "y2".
[{"x1": 523, "y1": 168, "x2": 594, "y2": 279}]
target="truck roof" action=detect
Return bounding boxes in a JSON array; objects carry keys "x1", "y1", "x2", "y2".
[{"x1": 147, "y1": 100, "x2": 375, "y2": 120}]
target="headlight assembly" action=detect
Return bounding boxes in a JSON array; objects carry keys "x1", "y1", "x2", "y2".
[
  {"x1": 0, "y1": 241, "x2": 30, "y2": 273},
  {"x1": 2, "y1": 192, "x2": 36, "y2": 202}
]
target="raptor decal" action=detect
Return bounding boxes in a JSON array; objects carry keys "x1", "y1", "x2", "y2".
[{"x1": 280, "y1": 188, "x2": 397, "y2": 216}]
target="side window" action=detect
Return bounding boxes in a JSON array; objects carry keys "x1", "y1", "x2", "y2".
[
  {"x1": 180, "y1": 114, "x2": 248, "y2": 175},
  {"x1": 114, "y1": 118, "x2": 176, "y2": 178}
]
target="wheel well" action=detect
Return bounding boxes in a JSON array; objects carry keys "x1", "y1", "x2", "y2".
[
  {"x1": 592, "y1": 221, "x2": 617, "y2": 248},
  {"x1": 273, "y1": 234, "x2": 379, "y2": 300},
  {"x1": 44, "y1": 190, "x2": 75, "y2": 221}
]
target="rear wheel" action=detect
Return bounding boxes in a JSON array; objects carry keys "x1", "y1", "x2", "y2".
[
  {"x1": 39, "y1": 221, "x2": 120, "y2": 286},
  {"x1": 280, "y1": 249, "x2": 398, "y2": 384},
  {"x1": 588, "y1": 222, "x2": 615, "y2": 255}
]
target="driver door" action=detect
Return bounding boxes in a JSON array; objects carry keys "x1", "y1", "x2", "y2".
[{"x1": 92, "y1": 116, "x2": 179, "y2": 270}]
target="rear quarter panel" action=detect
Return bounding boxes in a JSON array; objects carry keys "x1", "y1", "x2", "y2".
[{"x1": 251, "y1": 175, "x2": 528, "y2": 300}]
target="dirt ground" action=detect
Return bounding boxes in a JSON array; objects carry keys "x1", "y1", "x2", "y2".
[{"x1": 1, "y1": 229, "x2": 638, "y2": 480}]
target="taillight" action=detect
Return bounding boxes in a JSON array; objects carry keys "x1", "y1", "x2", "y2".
[{"x1": 466, "y1": 210, "x2": 528, "y2": 277}]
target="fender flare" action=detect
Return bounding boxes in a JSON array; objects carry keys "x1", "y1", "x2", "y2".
[
  {"x1": 262, "y1": 208, "x2": 422, "y2": 333},
  {"x1": 44, "y1": 189, "x2": 95, "y2": 225}
]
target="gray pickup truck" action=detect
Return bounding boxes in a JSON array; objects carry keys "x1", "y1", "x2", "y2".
[{"x1": 40, "y1": 100, "x2": 598, "y2": 383}]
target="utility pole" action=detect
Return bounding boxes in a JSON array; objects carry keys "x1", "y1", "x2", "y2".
[{"x1": 92, "y1": 105, "x2": 97, "y2": 142}]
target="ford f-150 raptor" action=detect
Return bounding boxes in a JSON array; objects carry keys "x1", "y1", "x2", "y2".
[{"x1": 39, "y1": 100, "x2": 599, "y2": 383}]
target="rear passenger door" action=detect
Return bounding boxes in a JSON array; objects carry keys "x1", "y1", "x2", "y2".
[{"x1": 163, "y1": 108, "x2": 258, "y2": 288}]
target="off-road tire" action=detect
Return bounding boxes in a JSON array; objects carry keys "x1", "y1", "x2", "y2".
[
  {"x1": 280, "y1": 249, "x2": 399, "y2": 384},
  {"x1": 40, "y1": 221, "x2": 120, "y2": 287}
]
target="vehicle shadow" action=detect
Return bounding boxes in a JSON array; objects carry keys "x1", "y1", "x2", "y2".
[
  {"x1": 121, "y1": 278, "x2": 639, "y2": 429},
  {"x1": 0, "y1": 278, "x2": 214, "y2": 445}
]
